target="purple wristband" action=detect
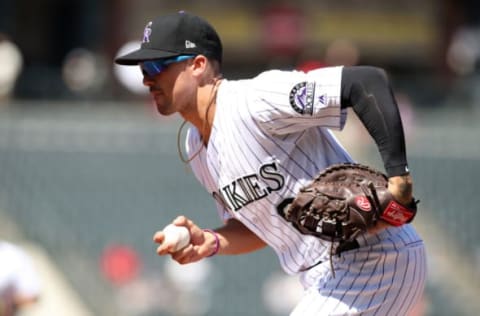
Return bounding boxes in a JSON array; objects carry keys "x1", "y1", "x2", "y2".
[{"x1": 203, "y1": 229, "x2": 220, "y2": 257}]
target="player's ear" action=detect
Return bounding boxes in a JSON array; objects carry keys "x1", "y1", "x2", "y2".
[
  {"x1": 191, "y1": 55, "x2": 208, "y2": 76},
  {"x1": 192, "y1": 55, "x2": 218, "y2": 85}
]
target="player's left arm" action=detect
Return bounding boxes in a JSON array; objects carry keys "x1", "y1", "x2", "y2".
[{"x1": 340, "y1": 66, "x2": 413, "y2": 204}]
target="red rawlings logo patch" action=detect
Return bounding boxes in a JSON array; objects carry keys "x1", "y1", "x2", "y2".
[
  {"x1": 381, "y1": 201, "x2": 415, "y2": 226},
  {"x1": 355, "y1": 196, "x2": 372, "y2": 212}
]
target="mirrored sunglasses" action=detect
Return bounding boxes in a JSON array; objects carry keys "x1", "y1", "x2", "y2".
[{"x1": 140, "y1": 55, "x2": 195, "y2": 77}]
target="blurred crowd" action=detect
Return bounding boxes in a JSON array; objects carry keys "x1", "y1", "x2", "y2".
[{"x1": 0, "y1": 0, "x2": 478, "y2": 107}]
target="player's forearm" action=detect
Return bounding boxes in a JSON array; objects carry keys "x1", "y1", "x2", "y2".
[
  {"x1": 341, "y1": 66, "x2": 409, "y2": 177},
  {"x1": 205, "y1": 219, "x2": 267, "y2": 256}
]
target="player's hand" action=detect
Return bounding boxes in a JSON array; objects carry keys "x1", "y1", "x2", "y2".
[
  {"x1": 369, "y1": 174, "x2": 414, "y2": 233},
  {"x1": 387, "y1": 174, "x2": 413, "y2": 205},
  {"x1": 153, "y1": 216, "x2": 215, "y2": 264}
]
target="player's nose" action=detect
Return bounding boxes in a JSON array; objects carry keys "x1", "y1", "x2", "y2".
[{"x1": 143, "y1": 75, "x2": 154, "y2": 87}]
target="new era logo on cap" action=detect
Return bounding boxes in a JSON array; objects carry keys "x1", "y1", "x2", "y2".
[
  {"x1": 115, "y1": 11, "x2": 223, "y2": 65},
  {"x1": 185, "y1": 40, "x2": 196, "y2": 48}
]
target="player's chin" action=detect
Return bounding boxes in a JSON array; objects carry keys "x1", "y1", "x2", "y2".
[
  {"x1": 153, "y1": 99, "x2": 175, "y2": 116},
  {"x1": 155, "y1": 105, "x2": 176, "y2": 116}
]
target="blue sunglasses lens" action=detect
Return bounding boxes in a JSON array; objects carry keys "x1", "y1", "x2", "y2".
[
  {"x1": 140, "y1": 55, "x2": 195, "y2": 77},
  {"x1": 141, "y1": 61, "x2": 165, "y2": 77}
]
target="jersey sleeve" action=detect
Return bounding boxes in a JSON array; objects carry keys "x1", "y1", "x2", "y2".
[{"x1": 253, "y1": 66, "x2": 347, "y2": 135}]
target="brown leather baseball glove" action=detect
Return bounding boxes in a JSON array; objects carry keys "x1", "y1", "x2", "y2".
[{"x1": 285, "y1": 163, "x2": 418, "y2": 245}]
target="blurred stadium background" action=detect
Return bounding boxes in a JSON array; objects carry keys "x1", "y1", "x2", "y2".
[{"x1": 0, "y1": 0, "x2": 479, "y2": 315}]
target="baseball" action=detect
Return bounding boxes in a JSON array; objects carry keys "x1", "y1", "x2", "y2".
[{"x1": 162, "y1": 224, "x2": 190, "y2": 252}]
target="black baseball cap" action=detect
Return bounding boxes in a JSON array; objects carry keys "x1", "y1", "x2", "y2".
[{"x1": 115, "y1": 11, "x2": 222, "y2": 65}]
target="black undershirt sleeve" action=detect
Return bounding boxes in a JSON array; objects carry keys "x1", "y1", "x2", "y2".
[{"x1": 340, "y1": 66, "x2": 409, "y2": 177}]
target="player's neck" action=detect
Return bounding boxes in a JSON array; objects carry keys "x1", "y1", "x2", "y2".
[{"x1": 181, "y1": 79, "x2": 221, "y2": 145}]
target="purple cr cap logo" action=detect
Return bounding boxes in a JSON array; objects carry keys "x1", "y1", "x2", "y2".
[{"x1": 143, "y1": 21, "x2": 152, "y2": 43}]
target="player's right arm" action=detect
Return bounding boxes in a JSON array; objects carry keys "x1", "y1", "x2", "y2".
[
  {"x1": 153, "y1": 216, "x2": 266, "y2": 265},
  {"x1": 207, "y1": 218, "x2": 267, "y2": 255}
]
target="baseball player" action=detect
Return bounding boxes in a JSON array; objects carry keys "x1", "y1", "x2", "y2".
[
  {"x1": 0, "y1": 241, "x2": 41, "y2": 316},
  {"x1": 115, "y1": 12, "x2": 426, "y2": 315}
]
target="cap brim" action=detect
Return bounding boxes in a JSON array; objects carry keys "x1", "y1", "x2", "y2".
[{"x1": 115, "y1": 48, "x2": 180, "y2": 65}]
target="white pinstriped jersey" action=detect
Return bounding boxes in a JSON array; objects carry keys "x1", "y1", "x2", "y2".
[
  {"x1": 187, "y1": 66, "x2": 355, "y2": 274},
  {"x1": 184, "y1": 65, "x2": 426, "y2": 316}
]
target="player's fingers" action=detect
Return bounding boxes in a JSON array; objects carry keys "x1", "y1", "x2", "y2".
[
  {"x1": 152, "y1": 231, "x2": 165, "y2": 243},
  {"x1": 172, "y1": 215, "x2": 198, "y2": 233},
  {"x1": 172, "y1": 215, "x2": 188, "y2": 225},
  {"x1": 156, "y1": 237, "x2": 181, "y2": 255},
  {"x1": 170, "y1": 244, "x2": 198, "y2": 264},
  {"x1": 156, "y1": 244, "x2": 172, "y2": 255},
  {"x1": 173, "y1": 216, "x2": 204, "y2": 242},
  {"x1": 177, "y1": 244, "x2": 212, "y2": 264}
]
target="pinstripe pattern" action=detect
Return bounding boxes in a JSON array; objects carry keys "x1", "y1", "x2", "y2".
[
  {"x1": 292, "y1": 225, "x2": 426, "y2": 315},
  {"x1": 186, "y1": 66, "x2": 426, "y2": 314}
]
